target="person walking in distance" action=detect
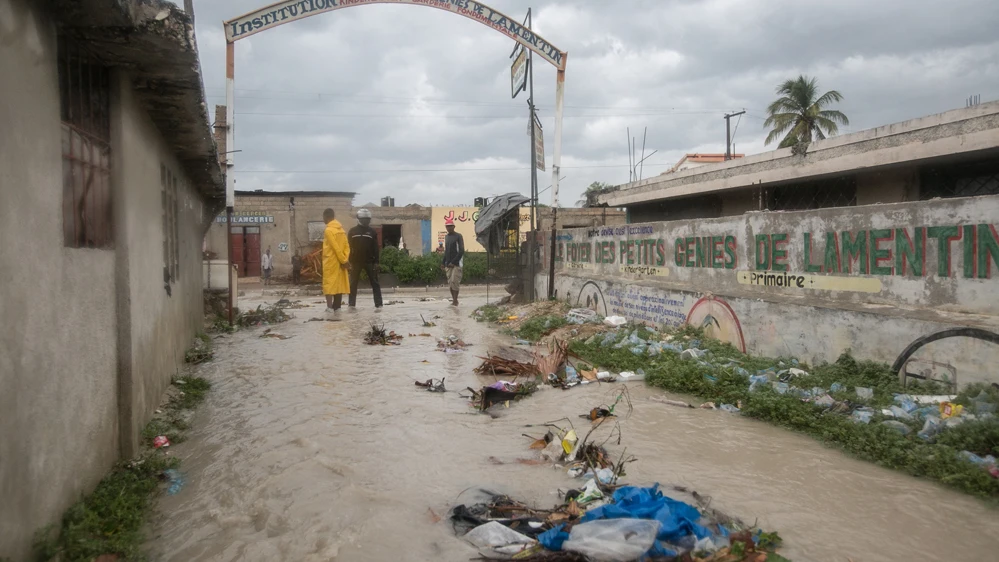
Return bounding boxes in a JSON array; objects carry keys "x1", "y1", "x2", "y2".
[
  {"x1": 291, "y1": 251, "x2": 302, "y2": 285},
  {"x1": 322, "y1": 208, "x2": 350, "y2": 312},
  {"x1": 261, "y1": 246, "x2": 273, "y2": 286},
  {"x1": 348, "y1": 208, "x2": 383, "y2": 309},
  {"x1": 442, "y1": 218, "x2": 464, "y2": 306}
]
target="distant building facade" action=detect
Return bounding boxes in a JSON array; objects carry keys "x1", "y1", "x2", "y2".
[
  {"x1": 0, "y1": 0, "x2": 223, "y2": 558},
  {"x1": 203, "y1": 192, "x2": 627, "y2": 280}
]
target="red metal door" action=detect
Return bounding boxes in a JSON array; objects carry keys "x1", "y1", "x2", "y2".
[
  {"x1": 244, "y1": 226, "x2": 261, "y2": 277},
  {"x1": 230, "y1": 227, "x2": 246, "y2": 277}
]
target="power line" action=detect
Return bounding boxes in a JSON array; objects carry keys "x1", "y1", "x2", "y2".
[
  {"x1": 234, "y1": 110, "x2": 722, "y2": 119},
  {"x1": 234, "y1": 163, "x2": 671, "y2": 174}
]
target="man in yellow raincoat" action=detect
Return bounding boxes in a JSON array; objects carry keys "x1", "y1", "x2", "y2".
[{"x1": 322, "y1": 208, "x2": 350, "y2": 312}]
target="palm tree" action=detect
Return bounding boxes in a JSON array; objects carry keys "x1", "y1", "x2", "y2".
[
  {"x1": 764, "y1": 76, "x2": 849, "y2": 148},
  {"x1": 577, "y1": 181, "x2": 610, "y2": 207}
]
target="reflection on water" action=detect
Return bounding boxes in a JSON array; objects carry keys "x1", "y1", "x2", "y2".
[{"x1": 146, "y1": 293, "x2": 999, "y2": 562}]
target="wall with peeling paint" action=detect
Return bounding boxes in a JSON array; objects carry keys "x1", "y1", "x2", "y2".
[
  {"x1": 536, "y1": 195, "x2": 999, "y2": 388},
  {"x1": 0, "y1": 0, "x2": 214, "y2": 558},
  {"x1": 0, "y1": 1, "x2": 119, "y2": 558}
]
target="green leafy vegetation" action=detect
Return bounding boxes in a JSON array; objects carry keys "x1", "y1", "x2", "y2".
[
  {"x1": 377, "y1": 249, "x2": 488, "y2": 285},
  {"x1": 33, "y1": 377, "x2": 211, "y2": 561},
  {"x1": 569, "y1": 327, "x2": 999, "y2": 499},
  {"x1": 474, "y1": 304, "x2": 505, "y2": 323},
  {"x1": 516, "y1": 315, "x2": 567, "y2": 341}
]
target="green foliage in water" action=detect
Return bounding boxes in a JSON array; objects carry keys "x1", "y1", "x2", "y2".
[
  {"x1": 474, "y1": 304, "x2": 505, "y2": 323},
  {"x1": 33, "y1": 454, "x2": 179, "y2": 562},
  {"x1": 378, "y1": 249, "x2": 488, "y2": 285},
  {"x1": 570, "y1": 328, "x2": 999, "y2": 499},
  {"x1": 169, "y1": 376, "x2": 211, "y2": 411},
  {"x1": 517, "y1": 315, "x2": 567, "y2": 341}
]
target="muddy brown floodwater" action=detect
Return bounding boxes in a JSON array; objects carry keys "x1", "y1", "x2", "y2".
[{"x1": 146, "y1": 290, "x2": 999, "y2": 562}]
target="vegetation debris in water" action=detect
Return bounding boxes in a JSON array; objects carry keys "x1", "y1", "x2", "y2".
[
  {"x1": 364, "y1": 324, "x2": 403, "y2": 345},
  {"x1": 184, "y1": 333, "x2": 213, "y2": 364},
  {"x1": 237, "y1": 303, "x2": 291, "y2": 327}
]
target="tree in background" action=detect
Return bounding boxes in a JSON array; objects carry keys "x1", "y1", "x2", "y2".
[
  {"x1": 764, "y1": 75, "x2": 849, "y2": 148},
  {"x1": 577, "y1": 181, "x2": 611, "y2": 207}
]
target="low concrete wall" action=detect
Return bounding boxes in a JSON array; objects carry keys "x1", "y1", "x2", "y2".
[{"x1": 538, "y1": 195, "x2": 999, "y2": 386}]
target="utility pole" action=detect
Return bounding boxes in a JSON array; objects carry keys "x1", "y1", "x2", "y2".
[
  {"x1": 724, "y1": 110, "x2": 745, "y2": 161},
  {"x1": 511, "y1": 9, "x2": 537, "y2": 300}
]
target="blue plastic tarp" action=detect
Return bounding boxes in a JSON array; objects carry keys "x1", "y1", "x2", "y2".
[{"x1": 580, "y1": 484, "x2": 712, "y2": 543}]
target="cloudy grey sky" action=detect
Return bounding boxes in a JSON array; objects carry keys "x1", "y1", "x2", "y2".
[{"x1": 178, "y1": 0, "x2": 999, "y2": 207}]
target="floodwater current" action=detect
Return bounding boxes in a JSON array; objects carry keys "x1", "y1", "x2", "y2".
[{"x1": 146, "y1": 290, "x2": 999, "y2": 562}]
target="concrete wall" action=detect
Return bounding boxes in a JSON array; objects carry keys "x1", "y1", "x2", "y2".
[
  {"x1": 538, "y1": 195, "x2": 999, "y2": 386},
  {"x1": 113, "y1": 71, "x2": 206, "y2": 457},
  {"x1": 0, "y1": 3, "x2": 118, "y2": 557},
  {"x1": 0, "y1": 1, "x2": 212, "y2": 556},
  {"x1": 856, "y1": 166, "x2": 919, "y2": 205}
]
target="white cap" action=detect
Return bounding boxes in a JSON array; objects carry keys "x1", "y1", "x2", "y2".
[{"x1": 356, "y1": 208, "x2": 372, "y2": 219}]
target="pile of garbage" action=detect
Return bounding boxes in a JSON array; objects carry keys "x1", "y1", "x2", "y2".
[
  {"x1": 274, "y1": 298, "x2": 310, "y2": 309},
  {"x1": 438, "y1": 335, "x2": 471, "y2": 353},
  {"x1": 450, "y1": 483, "x2": 782, "y2": 561},
  {"x1": 476, "y1": 355, "x2": 541, "y2": 378},
  {"x1": 364, "y1": 324, "x2": 403, "y2": 345},
  {"x1": 184, "y1": 337, "x2": 213, "y2": 364},
  {"x1": 565, "y1": 308, "x2": 601, "y2": 325},
  {"x1": 465, "y1": 379, "x2": 541, "y2": 410},
  {"x1": 415, "y1": 378, "x2": 446, "y2": 393},
  {"x1": 236, "y1": 303, "x2": 292, "y2": 327}
]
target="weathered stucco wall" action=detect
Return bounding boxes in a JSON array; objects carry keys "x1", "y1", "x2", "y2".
[
  {"x1": 538, "y1": 195, "x2": 999, "y2": 386},
  {"x1": 0, "y1": 2, "x2": 118, "y2": 557},
  {"x1": 113, "y1": 71, "x2": 206, "y2": 457}
]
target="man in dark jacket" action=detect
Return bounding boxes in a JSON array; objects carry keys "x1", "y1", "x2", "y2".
[
  {"x1": 347, "y1": 208, "x2": 383, "y2": 309},
  {"x1": 442, "y1": 218, "x2": 464, "y2": 306}
]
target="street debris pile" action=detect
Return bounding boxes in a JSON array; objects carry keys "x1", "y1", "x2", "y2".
[
  {"x1": 465, "y1": 379, "x2": 542, "y2": 410},
  {"x1": 421, "y1": 314, "x2": 437, "y2": 327},
  {"x1": 438, "y1": 335, "x2": 471, "y2": 353},
  {"x1": 416, "y1": 378, "x2": 447, "y2": 393},
  {"x1": 184, "y1": 334, "x2": 213, "y2": 364},
  {"x1": 449, "y1": 411, "x2": 785, "y2": 561},
  {"x1": 473, "y1": 300, "x2": 999, "y2": 498},
  {"x1": 260, "y1": 328, "x2": 293, "y2": 340},
  {"x1": 475, "y1": 355, "x2": 541, "y2": 378},
  {"x1": 274, "y1": 298, "x2": 310, "y2": 309},
  {"x1": 364, "y1": 324, "x2": 404, "y2": 345},
  {"x1": 237, "y1": 303, "x2": 291, "y2": 327}
]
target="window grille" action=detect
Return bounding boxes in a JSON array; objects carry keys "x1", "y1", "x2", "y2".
[
  {"x1": 59, "y1": 35, "x2": 112, "y2": 248},
  {"x1": 920, "y1": 159, "x2": 999, "y2": 200}
]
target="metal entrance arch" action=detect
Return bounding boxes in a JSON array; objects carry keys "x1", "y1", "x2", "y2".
[{"x1": 221, "y1": 0, "x2": 568, "y2": 211}]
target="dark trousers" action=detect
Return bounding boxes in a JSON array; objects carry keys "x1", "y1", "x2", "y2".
[
  {"x1": 349, "y1": 262, "x2": 383, "y2": 307},
  {"x1": 292, "y1": 268, "x2": 301, "y2": 284}
]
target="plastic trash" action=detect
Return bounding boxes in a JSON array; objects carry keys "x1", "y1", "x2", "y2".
[
  {"x1": 163, "y1": 468, "x2": 186, "y2": 495},
  {"x1": 153, "y1": 435, "x2": 170, "y2": 449},
  {"x1": 693, "y1": 535, "x2": 731, "y2": 555},
  {"x1": 562, "y1": 519, "x2": 661, "y2": 562},
  {"x1": 917, "y1": 416, "x2": 942, "y2": 441},
  {"x1": 575, "y1": 478, "x2": 605, "y2": 504},
  {"x1": 893, "y1": 394, "x2": 917, "y2": 413},
  {"x1": 912, "y1": 395, "x2": 957, "y2": 405},
  {"x1": 814, "y1": 394, "x2": 835, "y2": 407},
  {"x1": 594, "y1": 467, "x2": 616, "y2": 485},
  {"x1": 889, "y1": 406, "x2": 914, "y2": 420},
  {"x1": 855, "y1": 387, "x2": 874, "y2": 400},
  {"x1": 749, "y1": 374, "x2": 769, "y2": 392},
  {"x1": 773, "y1": 382, "x2": 790, "y2": 395},
  {"x1": 881, "y1": 420, "x2": 911, "y2": 435},
  {"x1": 629, "y1": 345, "x2": 646, "y2": 355},
  {"x1": 788, "y1": 368, "x2": 809, "y2": 377},
  {"x1": 567, "y1": 308, "x2": 599, "y2": 324},
  {"x1": 830, "y1": 382, "x2": 846, "y2": 393},
  {"x1": 939, "y1": 402, "x2": 963, "y2": 419},
  {"x1": 810, "y1": 387, "x2": 825, "y2": 397},
  {"x1": 851, "y1": 408, "x2": 874, "y2": 424},
  {"x1": 596, "y1": 371, "x2": 613, "y2": 380},
  {"x1": 680, "y1": 349, "x2": 707, "y2": 361},
  {"x1": 617, "y1": 371, "x2": 645, "y2": 382},
  {"x1": 565, "y1": 365, "x2": 580, "y2": 383},
  {"x1": 734, "y1": 367, "x2": 751, "y2": 378},
  {"x1": 719, "y1": 404, "x2": 740, "y2": 413},
  {"x1": 603, "y1": 316, "x2": 627, "y2": 327},
  {"x1": 464, "y1": 521, "x2": 535, "y2": 549},
  {"x1": 959, "y1": 451, "x2": 997, "y2": 467}
]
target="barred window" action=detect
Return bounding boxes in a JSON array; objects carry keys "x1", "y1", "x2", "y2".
[
  {"x1": 59, "y1": 35, "x2": 112, "y2": 248},
  {"x1": 307, "y1": 221, "x2": 326, "y2": 242},
  {"x1": 162, "y1": 165, "x2": 180, "y2": 282},
  {"x1": 920, "y1": 159, "x2": 999, "y2": 200},
  {"x1": 769, "y1": 176, "x2": 857, "y2": 211}
]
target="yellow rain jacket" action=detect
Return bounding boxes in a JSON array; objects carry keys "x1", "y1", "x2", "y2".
[{"x1": 322, "y1": 219, "x2": 350, "y2": 295}]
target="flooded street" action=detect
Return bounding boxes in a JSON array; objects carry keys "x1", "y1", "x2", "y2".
[{"x1": 147, "y1": 290, "x2": 999, "y2": 562}]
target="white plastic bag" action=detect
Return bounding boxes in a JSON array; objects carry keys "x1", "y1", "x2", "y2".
[
  {"x1": 603, "y1": 315, "x2": 627, "y2": 327},
  {"x1": 463, "y1": 521, "x2": 534, "y2": 549},
  {"x1": 562, "y1": 519, "x2": 660, "y2": 562}
]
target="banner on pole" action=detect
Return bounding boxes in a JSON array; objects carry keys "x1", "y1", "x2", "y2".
[
  {"x1": 533, "y1": 115, "x2": 545, "y2": 171},
  {"x1": 511, "y1": 47, "x2": 528, "y2": 98}
]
